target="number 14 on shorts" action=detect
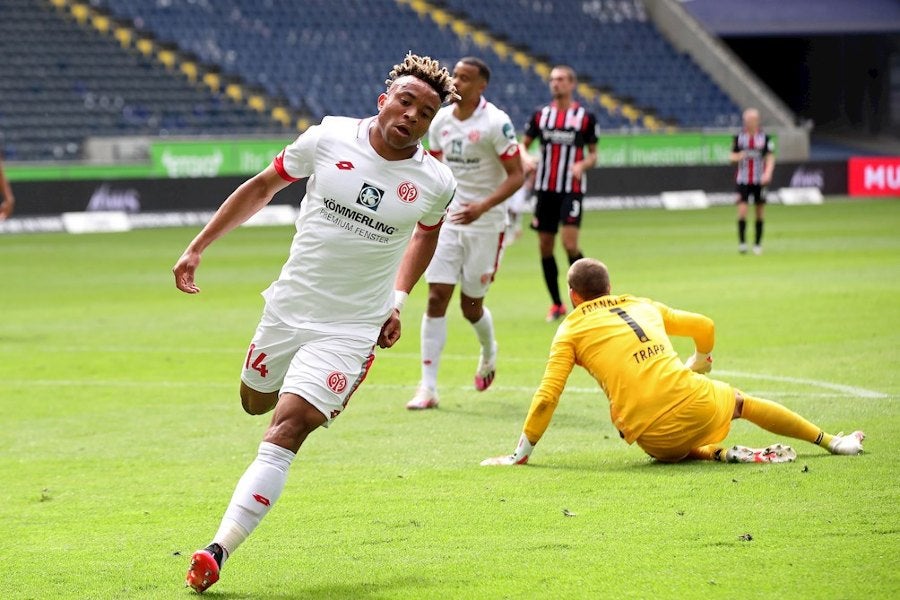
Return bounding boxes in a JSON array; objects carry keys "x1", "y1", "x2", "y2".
[{"x1": 245, "y1": 343, "x2": 269, "y2": 378}]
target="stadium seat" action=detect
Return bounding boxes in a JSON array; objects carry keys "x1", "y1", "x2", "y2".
[
  {"x1": 3, "y1": 0, "x2": 741, "y2": 161},
  {"x1": 0, "y1": 0, "x2": 288, "y2": 161}
]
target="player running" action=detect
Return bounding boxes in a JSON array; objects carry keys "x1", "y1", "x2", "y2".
[
  {"x1": 406, "y1": 57, "x2": 524, "y2": 410},
  {"x1": 482, "y1": 258, "x2": 865, "y2": 466},
  {"x1": 174, "y1": 54, "x2": 458, "y2": 593}
]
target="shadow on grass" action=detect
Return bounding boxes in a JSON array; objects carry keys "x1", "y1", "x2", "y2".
[
  {"x1": 529, "y1": 448, "x2": 853, "y2": 473},
  {"x1": 199, "y1": 574, "x2": 434, "y2": 599}
]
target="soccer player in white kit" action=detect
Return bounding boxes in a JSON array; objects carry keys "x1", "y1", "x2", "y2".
[
  {"x1": 173, "y1": 54, "x2": 458, "y2": 593},
  {"x1": 406, "y1": 57, "x2": 524, "y2": 410}
]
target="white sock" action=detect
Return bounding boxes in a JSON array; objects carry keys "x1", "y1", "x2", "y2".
[
  {"x1": 211, "y1": 441, "x2": 296, "y2": 561},
  {"x1": 420, "y1": 315, "x2": 447, "y2": 391},
  {"x1": 471, "y1": 307, "x2": 496, "y2": 359}
]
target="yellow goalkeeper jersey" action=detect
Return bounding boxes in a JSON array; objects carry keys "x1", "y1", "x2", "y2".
[{"x1": 523, "y1": 294, "x2": 716, "y2": 444}]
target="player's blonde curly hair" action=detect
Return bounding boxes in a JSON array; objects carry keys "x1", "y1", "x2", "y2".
[{"x1": 385, "y1": 53, "x2": 460, "y2": 104}]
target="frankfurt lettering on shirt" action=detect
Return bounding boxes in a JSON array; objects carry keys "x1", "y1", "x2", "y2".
[
  {"x1": 542, "y1": 129, "x2": 577, "y2": 145},
  {"x1": 526, "y1": 101, "x2": 599, "y2": 194},
  {"x1": 580, "y1": 296, "x2": 622, "y2": 314}
]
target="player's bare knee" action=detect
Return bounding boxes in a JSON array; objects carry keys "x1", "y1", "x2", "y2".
[
  {"x1": 460, "y1": 297, "x2": 483, "y2": 322},
  {"x1": 426, "y1": 284, "x2": 453, "y2": 316},
  {"x1": 562, "y1": 242, "x2": 580, "y2": 256},
  {"x1": 265, "y1": 404, "x2": 325, "y2": 450},
  {"x1": 265, "y1": 392, "x2": 327, "y2": 452},
  {"x1": 240, "y1": 383, "x2": 278, "y2": 415}
]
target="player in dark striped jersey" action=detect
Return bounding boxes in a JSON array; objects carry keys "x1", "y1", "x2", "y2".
[
  {"x1": 731, "y1": 108, "x2": 775, "y2": 255},
  {"x1": 521, "y1": 65, "x2": 599, "y2": 321}
]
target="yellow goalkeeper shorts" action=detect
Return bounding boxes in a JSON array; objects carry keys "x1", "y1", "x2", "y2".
[{"x1": 636, "y1": 378, "x2": 736, "y2": 462}]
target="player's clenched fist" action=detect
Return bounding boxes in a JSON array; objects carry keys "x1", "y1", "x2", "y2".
[{"x1": 378, "y1": 311, "x2": 401, "y2": 348}]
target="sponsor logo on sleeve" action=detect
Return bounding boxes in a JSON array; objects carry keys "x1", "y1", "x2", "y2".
[{"x1": 502, "y1": 122, "x2": 516, "y2": 142}]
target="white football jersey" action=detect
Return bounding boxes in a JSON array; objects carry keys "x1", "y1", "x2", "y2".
[
  {"x1": 428, "y1": 97, "x2": 519, "y2": 233},
  {"x1": 265, "y1": 116, "x2": 455, "y2": 335}
]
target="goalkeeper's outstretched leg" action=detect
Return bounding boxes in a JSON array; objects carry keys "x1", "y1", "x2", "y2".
[{"x1": 683, "y1": 391, "x2": 865, "y2": 464}]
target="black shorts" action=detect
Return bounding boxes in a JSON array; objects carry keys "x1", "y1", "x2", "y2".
[
  {"x1": 531, "y1": 191, "x2": 584, "y2": 233},
  {"x1": 736, "y1": 184, "x2": 766, "y2": 205}
]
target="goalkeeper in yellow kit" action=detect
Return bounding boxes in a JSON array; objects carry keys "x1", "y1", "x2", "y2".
[{"x1": 482, "y1": 258, "x2": 865, "y2": 466}]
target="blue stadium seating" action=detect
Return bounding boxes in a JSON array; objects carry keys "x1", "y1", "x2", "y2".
[
  {"x1": 1, "y1": 0, "x2": 741, "y2": 162},
  {"x1": 89, "y1": 0, "x2": 634, "y2": 131},
  {"x1": 437, "y1": 0, "x2": 740, "y2": 127},
  {"x1": 0, "y1": 0, "x2": 287, "y2": 161}
]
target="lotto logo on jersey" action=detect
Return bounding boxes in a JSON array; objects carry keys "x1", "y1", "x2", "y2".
[
  {"x1": 326, "y1": 371, "x2": 348, "y2": 393},
  {"x1": 356, "y1": 183, "x2": 384, "y2": 210},
  {"x1": 397, "y1": 181, "x2": 418, "y2": 203}
]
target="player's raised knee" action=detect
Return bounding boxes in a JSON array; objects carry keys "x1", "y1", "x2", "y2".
[{"x1": 240, "y1": 383, "x2": 279, "y2": 415}]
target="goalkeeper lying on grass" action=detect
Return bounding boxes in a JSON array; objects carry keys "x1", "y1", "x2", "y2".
[{"x1": 482, "y1": 258, "x2": 865, "y2": 466}]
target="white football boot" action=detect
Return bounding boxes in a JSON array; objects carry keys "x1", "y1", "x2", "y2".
[
  {"x1": 406, "y1": 385, "x2": 439, "y2": 410},
  {"x1": 725, "y1": 443, "x2": 796, "y2": 464},
  {"x1": 827, "y1": 431, "x2": 865, "y2": 455}
]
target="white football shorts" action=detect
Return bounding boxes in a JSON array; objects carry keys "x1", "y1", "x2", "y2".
[
  {"x1": 425, "y1": 227, "x2": 505, "y2": 298},
  {"x1": 241, "y1": 308, "x2": 376, "y2": 425}
]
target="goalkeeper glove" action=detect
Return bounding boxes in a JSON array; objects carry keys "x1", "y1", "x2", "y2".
[
  {"x1": 480, "y1": 433, "x2": 534, "y2": 466},
  {"x1": 685, "y1": 351, "x2": 713, "y2": 374}
]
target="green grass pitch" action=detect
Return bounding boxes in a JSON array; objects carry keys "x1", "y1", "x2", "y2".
[{"x1": 1, "y1": 197, "x2": 898, "y2": 599}]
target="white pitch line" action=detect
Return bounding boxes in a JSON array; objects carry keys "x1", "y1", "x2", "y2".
[
  {"x1": 15, "y1": 373, "x2": 890, "y2": 399},
  {"x1": 715, "y1": 369, "x2": 889, "y2": 399},
  {"x1": 5, "y1": 352, "x2": 889, "y2": 400}
]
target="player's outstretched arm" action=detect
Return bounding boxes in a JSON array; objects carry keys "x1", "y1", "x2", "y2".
[
  {"x1": 482, "y1": 341, "x2": 573, "y2": 465},
  {"x1": 481, "y1": 433, "x2": 534, "y2": 466},
  {"x1": 173, "y1": 165, "x2": 291, "y2": 294}
]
